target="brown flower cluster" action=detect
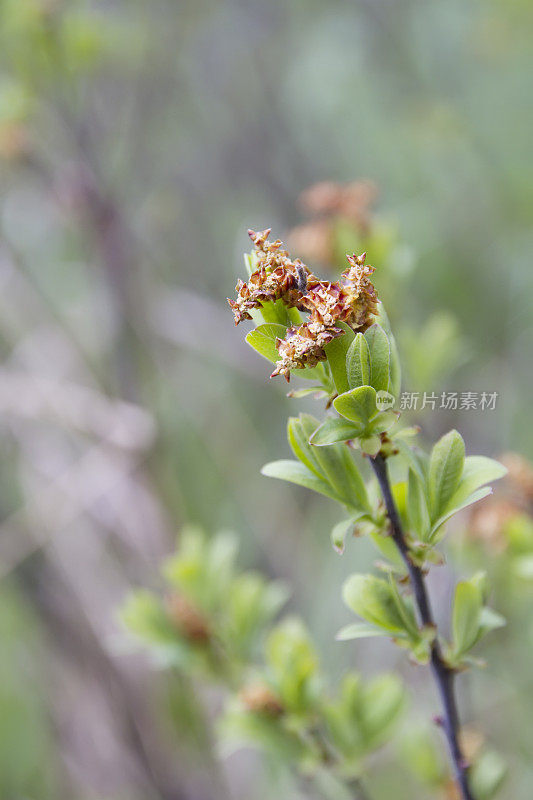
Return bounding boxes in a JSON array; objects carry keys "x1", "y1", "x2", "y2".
[
  {"x1": 300, "y1": 179, "x2": 378, "y2": 225},
  {"x1": 270, "y1": 322, "x2": 339, "y2": 379},
  {"x1": 288, "y1": 180, "x2": 378, "y2": 268},
  {"x1": 229, "y1": 229, "x2": 378, "y2": 381},
  {"x1": 228, "y1": 228, "x2": 315, "y2": 325},
  {"x1": 466, "y1": 452, "x2": 533, "y2": 551}
]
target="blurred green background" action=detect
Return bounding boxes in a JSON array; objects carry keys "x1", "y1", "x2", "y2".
[{"x1": 0, "y1": 0, "x2": 532, "y2": 798}]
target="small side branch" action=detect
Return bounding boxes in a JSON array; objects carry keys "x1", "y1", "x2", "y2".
[{"x1": 370, "y1": 454, "x2": 474, "y2": 800}]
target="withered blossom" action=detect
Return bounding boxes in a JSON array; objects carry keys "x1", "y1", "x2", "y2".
[
  {"x1": 229, "y1": 228, "x2": 378, "y2": 381},
  {"x1": 228, "y1": 228, "x2": 316, "y2": 325},
  {"x1": 270, "y1": 321, "x2": 341, "y2": 380},
  {"x1": 302, "y1": 253, "x2": 378, "y2": 333},
  {"x1": 286, "y1": 180, "x2": 379, "y2": 270},
  {"x1": 299, "y1": 179, "x2": 378, "y2": 231},
  {"x1": 465, "y1": 451, "x2": 533, "y2": 552}
]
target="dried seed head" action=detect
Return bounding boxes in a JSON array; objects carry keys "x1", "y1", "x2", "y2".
[
  {"x1": 270, "y1": 322, "x2": 342, "y2": 381},
  {"x1": 239, "y1": 684, "x2": 284, "y2": 717},
  {"x1": 166, "y1": 594, "x2": 210, "y2": 643},
  {"x1": 338, "y1": 251, "x2": 379, "y2": 330},
  {"x1": 299, "y1": 179, "x2": 378, "y2": 233},
  {"x1": 229, "y1": 228, "x2": 378, "y2": 380},
  {"x1": 271, "y1": 324, "x2": 336, "y2": 380},
  {"x1": 302, "y1": 252, "x2": 378, "y2": 332},
  {"x1": 247, "y1": 227, "x2": 272, "y2": 248},
  {"x1": 227, "y1": 228, "x2": 316, "y2": 325}
]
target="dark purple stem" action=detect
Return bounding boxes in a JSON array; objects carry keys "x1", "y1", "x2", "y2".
[{"x1": 370, "y1": 454, "x2": 474, "y2": 800}]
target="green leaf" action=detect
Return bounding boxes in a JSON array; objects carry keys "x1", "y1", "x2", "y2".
[
  {"x1": 340, "y1": 448, "x2": 373, "y2": 513},
  {"x1": 245, "y1": 323, "x2": 287, "y2": 363},
  {"x1": 336, "y1": 622, "x2": 389, "y2": 641},
  {"x1": 400, "y1": 726, "x2": 447, "y2": 786},
  {"x1": 310, "y1": 417, "x2": 362, "y2": 446},
  {"x1": 288, "y1": 415, "x2": 323, "y2": 479},
  {"x1": 333, "y1": 386, "x2": 378, "y2": 426},
  {"x1": 374, "y1": 304, "x2": 401, "y2": 398},
  {"x1": 364, "y1": 324, "x2": 391, "y2": 392},
  {"x1": 121, "y1": 590, "x2": 175, "y2": 644},
  {"x1": 314, "y1": 768, "x2": 356, "y2": 800},
  {"x1": 430, "y1": 486, "x2": 493, "y2": 542},
  {"x1": 296, "y1": 362, "x2": 329, "y2": 382},
  {"x1": 368, "y1": 530, "x2": 405, "y2": 572},
  {"x1": 265, "y1": 618, "x2": 319, "y2": 714},
  {"x1": 219, "y1": 709, "x2": 305, "y2": 764},
  {"x1": 361, "y1": 674, "x2": 405, "y2": 746},
  {"x1": 323, "y1": 322, "x2": 355, "y2": 394},
  {"x1": 428, "y1": 430, "x2": 465, "y2": 520},
  {"x1": 261, "y1": 460, "x2": 341, "y2": 502},
  {"x1": 243, "y1": 251, "x2": 256, "y2": 277},
  {"x1": 331, "y1": 519, "x2": 352, "y2": 554},
  {"x1": 330, "y1": 515, "x2": 366, "y2": 554},
  {"x1": 287, "y1": 386, "x2": 326, "y2": 399},
  {"x1": 342, "y1": 574, "x2": 412, "y2": 635},
  {"x1": 290, "y1": 414, "x2": 371, "y2": 513},
  {"x1": 470, "y1": 750, "x2": 507, "y2": 800},
  {"x1": 258, "y1": 299, "x2": 295, "y2": 325},
  {"x1": 389, "y1": 335, "x2": 402, "y2": 399},
  {"x1": 359, "y1": 435, "x2": 381, "y2": 457},
  {"x1": 446, "y1": 456, "x2": 507, "y2": 509},
  {"x1": 452, "y1": 580, "x2": 483, "y2": 656},
  {"x1": 368, "y1": 410, "x2": 397, "y2": 435},
  {"x1": 513, "y1": 554, "x2": 533, "y2": 580},
  {"x1": 299, "y1": 414, "x2": 356, "y2": 503},
  {"x1": 395, "y1": 440, "x2": 428, "y2": 487},
  {"x1": 387, "y1": 575, "x2": 420, "y2": 639},
  {"x1": 476, "y1": 607, "x2": 506, "y2": 642},
  {"x1": 346, "y1": 334, "x2": 371, "y2": 390},
  {"x1": 406, "y1": 469, "x2": 430, "y2": 541}
]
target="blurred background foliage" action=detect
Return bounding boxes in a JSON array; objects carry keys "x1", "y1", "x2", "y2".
[{"x1": 0, "y1": 0, "x2": 531, "y2": 798}]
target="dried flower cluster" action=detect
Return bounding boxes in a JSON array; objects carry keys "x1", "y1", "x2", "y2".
[
  {"x1": 228, "y1": 229, "x2": 378, "y2": 380},
  {"x1": 299, "y1": 179, "x2": 378, "y2": 225},
  {"x1": 288, "y1": 180, "x2": 378, "y2": 267},
  {"x1": 466, "y1": 452, "x2": 533, "y2": 551},
  {"x1": 228, "y1": 228, "x2": 314, "y2": 324}
]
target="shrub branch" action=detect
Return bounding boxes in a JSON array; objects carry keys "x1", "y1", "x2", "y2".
[{"x1": 370, "y1": 453, "x2": 474, "y2": 800}]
